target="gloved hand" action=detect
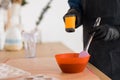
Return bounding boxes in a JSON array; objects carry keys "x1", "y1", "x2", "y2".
[
  {"x1": 89, "y1": 24, "x2": 120, "y2": 41},
  {"x1": 63, "y1": 8, "x2": 82, "y2": 28}
]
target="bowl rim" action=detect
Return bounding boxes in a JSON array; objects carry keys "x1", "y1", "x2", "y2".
[{"x1": 55, "y1": 53, "x2": 90, "y2": 58}]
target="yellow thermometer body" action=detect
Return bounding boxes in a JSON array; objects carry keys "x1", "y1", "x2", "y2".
[{"x1": 65, "y1": 15, "x2": 76, "y2": 32}]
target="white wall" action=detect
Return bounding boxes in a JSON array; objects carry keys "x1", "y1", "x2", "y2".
[{"x1": 21, "y1": 0, "x2": 83, "y2": 52}]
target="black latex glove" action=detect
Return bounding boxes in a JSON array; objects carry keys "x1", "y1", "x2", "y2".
[
  {"x1": 89, "y1": 24, "x2": 120, "y2": 41},
  {"x1": 63, "y1": 8, "x2": 82, "y2": 29}
]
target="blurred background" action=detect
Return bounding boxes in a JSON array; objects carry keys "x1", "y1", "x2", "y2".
[
  {"x1": 0, "y1": 0, "x2": 83, "y2": 52},
  {"x1": 21, "y1": 0, "x2": 83, "y2": 52}
]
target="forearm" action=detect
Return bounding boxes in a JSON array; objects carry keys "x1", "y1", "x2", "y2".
[{"x1": 68, "y1": 0, "x2": 82, "y2": 12}]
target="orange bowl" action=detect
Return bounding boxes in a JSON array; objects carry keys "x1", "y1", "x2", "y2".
[{"x1": 55, "y1": 53, "x2": 90, "y2": 73}]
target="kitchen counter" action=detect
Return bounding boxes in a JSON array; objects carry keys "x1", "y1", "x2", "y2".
[{"x1": 0, "y1": 42, "x2": 111, "y2": 80}]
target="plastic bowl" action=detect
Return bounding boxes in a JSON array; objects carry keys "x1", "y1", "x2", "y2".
[{"x1": 55, "y1": 53, "x2": 90, "y2": 73}]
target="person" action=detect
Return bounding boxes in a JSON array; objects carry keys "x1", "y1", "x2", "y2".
[{"x1": 63, "y1": 0, "x2": 120, "y2": 80}]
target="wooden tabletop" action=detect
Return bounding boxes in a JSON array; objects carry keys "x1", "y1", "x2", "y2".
[
  {"x1": 6, "y1": 58, "x2": 100, "y2": 80},
  {"x1": 0, "y1": 42, "x2": 111, "y2": 80}
]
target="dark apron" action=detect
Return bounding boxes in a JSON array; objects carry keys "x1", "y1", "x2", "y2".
[{"x1": 81, "y1": 0, "x2": 120, "y2": 79}]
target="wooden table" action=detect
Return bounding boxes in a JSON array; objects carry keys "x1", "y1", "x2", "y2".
[{"x1": 0, "y1": 42, "x2": 111, "y2": 80}]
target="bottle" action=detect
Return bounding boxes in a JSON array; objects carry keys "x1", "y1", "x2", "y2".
[
  {"x1": 4, "y1": 0, "x2": 23, "y2": 51},
  {"x1": 5, "y1": 23, "x2": 23, "y2": 51},
  {"x1": 0, "y1": 8, "x2": 6, "y2": 50}
]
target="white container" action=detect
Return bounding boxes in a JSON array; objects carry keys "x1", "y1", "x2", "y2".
[
  {"x1": 4, "y1": 3, "x2": 23, "y2": 51},
  {"x1": 0, "y1": 32, "x2": 5, "y2": 50},
  {"x1": 0, "y1": 8, "x2": 6, "y2": 50},
  {"x1": 5, "y1": 26, "x2": 23, "y2": 51}
]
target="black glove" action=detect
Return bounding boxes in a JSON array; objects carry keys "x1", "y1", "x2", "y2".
[
  {"x1": 63, "y1": 8, "x2": 82, "y2": 28},
  {"x1": 89, "y1": 24, "x2": 120, "y2": 41}
]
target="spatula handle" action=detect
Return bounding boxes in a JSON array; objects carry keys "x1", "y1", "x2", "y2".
[{"x1": 84, "y1": 17, "x2": 101, "y2": 51}]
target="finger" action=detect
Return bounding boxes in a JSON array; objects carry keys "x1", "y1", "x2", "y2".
[
  {"x1": 106, "y1": 28, "x2": 119, "y2": 40},
  {"x1": 111, "y1": 29, "x2": 120, "y2": 40},
  {"x1": 104, "y1": 30, "x2": 112, "y2": 40},
  {"x1": 76, "y1": 16, "x2": 81, "y2": 28},
  {"x1": 94, "y1": 32, "x2": 106, "y2": 40}
]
